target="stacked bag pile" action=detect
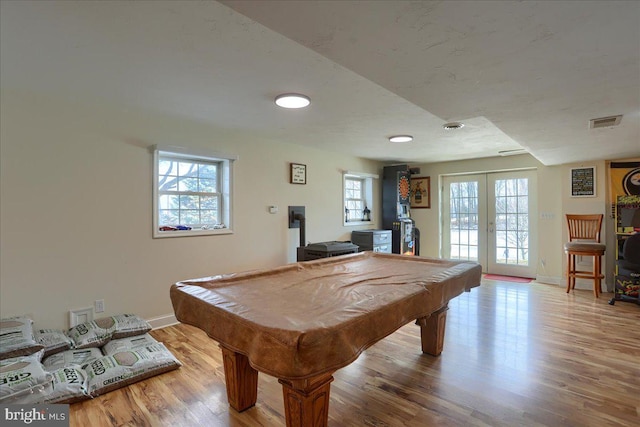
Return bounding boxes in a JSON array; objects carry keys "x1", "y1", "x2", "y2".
[{"x1": 0, "y1": 314, "x2": 181, "y2": 404}]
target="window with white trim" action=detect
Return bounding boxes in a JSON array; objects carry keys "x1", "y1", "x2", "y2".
[
  {"x1": 153, "y1": 146, "x2": 235, "y2": 238},
  {"x1": 343, "y1": 172, "x2": 376, "y2": 225}
]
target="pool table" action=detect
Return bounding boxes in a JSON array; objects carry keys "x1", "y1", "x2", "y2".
[{"x1": 170, "y1": 251, "x2": 481, "y2": 427}]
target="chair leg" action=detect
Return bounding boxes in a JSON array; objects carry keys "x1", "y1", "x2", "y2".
[
  {"x1": 566, "y1": 253, "x2": 572, "y2": 293},
  {"x1": 566, "y1": 251, "x2": 604, "y2": 298},
  {"x1": 593, "y1": 255, "x2": 601, "y2": 298},
  {"x1": 571, "y1": 254, "x2": 577, "y2": 290},
  {"x1": 573, "y1": 255, "x2": 578, "y2": 290}
]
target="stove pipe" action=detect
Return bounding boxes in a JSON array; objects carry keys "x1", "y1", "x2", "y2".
[{"x1": 294, "y1": 213, "x2": 306, "y2": 247}]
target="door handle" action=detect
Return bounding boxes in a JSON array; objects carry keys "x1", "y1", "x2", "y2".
[{"x1": 489, "y1": 221, "x2": 494, "y2": 233}]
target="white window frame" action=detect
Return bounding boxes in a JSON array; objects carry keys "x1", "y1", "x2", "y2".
[
  {"x1": 343, "y1": 171, "x2": 377, "y2": 226},
  {"x1": 152, "y1": 145, "x2": 236, "y2": 238}
]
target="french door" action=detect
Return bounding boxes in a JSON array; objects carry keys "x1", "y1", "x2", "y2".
[{"x1": 442, "y1": 170, "x2": 537, "y2": 278}]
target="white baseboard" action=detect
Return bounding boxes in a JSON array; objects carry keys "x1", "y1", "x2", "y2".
[
  {"x1": 535, "y1": 275, "x2": 561, "y2": 285},
  {"x1": 536, "y1": 276, "x2": 614, "y2": 292},
  {"x1": 147, "y1": 313, "x2": 179, "y2": 330}
]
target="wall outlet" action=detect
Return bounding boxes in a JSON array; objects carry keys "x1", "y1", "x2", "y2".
[
  {"x1": 69, "y1": 307, "x2": 93, "y2": 327},
  {"x1": 94, "y1": 299, "x2": 105, "y2": 313}
]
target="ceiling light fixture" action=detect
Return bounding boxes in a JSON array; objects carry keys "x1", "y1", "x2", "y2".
[
  {"x1": 389, "y1": 135, "x2": 413, "y2": 143},
  {"x1": 274, "y1": 93, "x2": 311, "y2": 109},
  {"x1": 442, "y1": 122, "x2": 465, "y2": 130}
]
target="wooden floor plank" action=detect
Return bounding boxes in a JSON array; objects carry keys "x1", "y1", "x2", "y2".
[{"x1": 70, "y1": 279, "x2": 640, "y2": 426}]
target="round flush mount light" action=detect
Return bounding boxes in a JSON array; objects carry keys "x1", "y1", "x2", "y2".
[
  {"x1": 274, "y1": 93, "x2": 311, "y2": 109},
  {"x1": 389, "y1": 135, "x2": 413, "y2": 143},
  {"x1": 442, "y1": 122, "x2": 465, "y2": 130}
]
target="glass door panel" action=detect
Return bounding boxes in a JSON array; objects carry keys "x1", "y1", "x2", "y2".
[
  {"x1": 488, "y1": 170, "x2": 537, "y2": 278},
  {"x1": 442, "y1": 175, "x2": 487, "y2": 268}
]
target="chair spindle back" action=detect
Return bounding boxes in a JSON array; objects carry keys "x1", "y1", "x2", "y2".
[{"x1": 566, "y1": 214, "x2": 603, "y2": 243}]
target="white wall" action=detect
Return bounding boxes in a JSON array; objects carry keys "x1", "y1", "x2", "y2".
[{"x1": 0, "y1": 91, "x2": 381, "y2": 330}]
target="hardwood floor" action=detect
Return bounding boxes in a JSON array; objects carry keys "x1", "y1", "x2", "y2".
[{"x1": 70, "y1": 279, "x2": 640, "y2": 426}]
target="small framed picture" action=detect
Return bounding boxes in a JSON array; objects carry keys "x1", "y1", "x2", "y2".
[
  {"x1": 290, "y1": 163, "x2": 306, "y2": 184},
  {"x1": 410, "y1": 176, "x2": 431, "y2": 208},
  {"x1": 570, "y1": 166, "x2": 596, "y2": 197}
]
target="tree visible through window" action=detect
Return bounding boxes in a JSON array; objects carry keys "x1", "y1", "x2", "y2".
[
  {"x1": 449, "y1": 181, "x2": 479, "y2": 261},
  {"x1": 153, "y1": 146, "x2": 235, "y2": 238},
  {"x1": 158, "y1": 157, "x2": 221, "y2": 229},
  {"x1": 494, "y1": 178, "x2": 529, "y2": 265}
]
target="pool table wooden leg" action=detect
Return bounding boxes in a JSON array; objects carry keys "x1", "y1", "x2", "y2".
[
  {"x1": 278, "y1": 372, "x2": 334, "y2": 427},
  {"x1": 219, "y1": 344, "x2": 258, "y2": 412},
  {"x1": 416, "y1": 304, "x2": 449, "y2": 356}
]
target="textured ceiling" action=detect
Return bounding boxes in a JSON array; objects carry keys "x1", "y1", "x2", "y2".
[{"x1": 2, "y1": 1, "x2": 639, "y2": 165}]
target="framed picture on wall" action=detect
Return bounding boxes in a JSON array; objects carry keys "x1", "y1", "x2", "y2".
[
  {"x1": 410, "y1": 176, "x2": 431, "y2": 208},
  {"x1": 570, "y1": 166, "x2": 596, "y2": 197},
  {"x1": 290, "y1": 163, "x2": 306, "y2": 184}
]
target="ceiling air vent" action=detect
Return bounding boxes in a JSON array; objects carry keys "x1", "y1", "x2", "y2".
[
  {"x1": 589, "y1": 115, "x2": 622, "y2": 129},
  {"x1": 443, "y1": 122, "x2": 464, "y2": 130}
]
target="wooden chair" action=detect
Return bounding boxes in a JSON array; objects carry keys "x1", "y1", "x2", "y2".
[{"x1": 564, "y1": 214, "x2": 606, "y2": 297}]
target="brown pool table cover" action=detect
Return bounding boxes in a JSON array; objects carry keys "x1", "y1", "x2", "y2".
[{"x1": 170, "y1": 252, "x2": 481, "y2": 380}]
